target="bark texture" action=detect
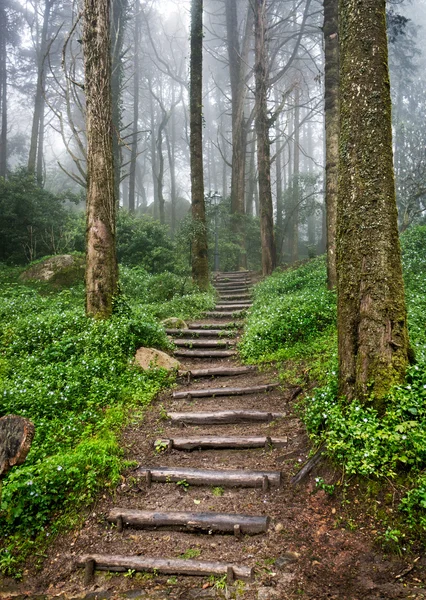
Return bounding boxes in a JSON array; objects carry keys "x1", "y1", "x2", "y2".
[
  {"x1": 190, "y1": 0, "x2": 209, "y2": 290},
  {"x1": 324, "y1": 0, "x2": 339, "y2": 288},
  {"x1": 83, "y1": 0, "x2": 118, "y2": 318},
  {"x1": 254, "y1": 0, "x2": 276, "y2": 275},
  {"x1": 337, "y1": 0, "x2": 410, "y2": 406}
]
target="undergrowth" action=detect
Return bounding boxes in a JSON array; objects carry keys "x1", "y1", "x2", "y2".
[
  {"x1": 241, "y1": 225, "x2": 426, "y2": 547},
  {"x1": 0, "y1": 265, "x2": 214, "y2": 576}
]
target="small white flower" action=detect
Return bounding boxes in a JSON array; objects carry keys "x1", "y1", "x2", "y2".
[
  {"x1": 57, "y1": 466, "x2": 63, "y2": 471},
  {"x1": 363, "y1": 418, "x2": 368, "y2": 423}
]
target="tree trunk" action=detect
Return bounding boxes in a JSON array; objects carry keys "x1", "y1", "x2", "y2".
[
  {"x1": 275, "y1": 91, "x2": 283, "y2": 263},
  {"x1": 128, "y1": 0, "x2": 140, "y2": 213},
  {"x1": 148, "y1": 83, "x2": 159, "y2": 218},
  {"x1": 254, "y1": 0, "x2": 276, "y2": 276},
  {"x1": 306, "y1": 119, "x2": 316, "y2": 248},
  {"x1": 337, "y1": 0, "x2": 410, "y2": 408},
  {"x1": 28, "y1": 0, "x2": 50, "y2": 177},
  {"x1": 0, "y1": 1, "x2": 7, "y2": 178},
  {"x1": 83, "y1": 0, "x2": 118, "y2": 319},
  {"x1": 324, "y1": 0, "x2": 339, "y2": 289},
  {"x1": 166, "y1": 112, "x2": 177, "y2": 236},
  {"x1": 190, "y1": 0, "x2": 209, "y2": 290},
  {"x1": 111, "y1": 0, "x2": 127, "y2": 205},
  {"x1": 246, "y1": 131, "x2": 256, "y2": 217},
  {"x1": 291, "y1": 87, "x2": 300, "y2": 263}
]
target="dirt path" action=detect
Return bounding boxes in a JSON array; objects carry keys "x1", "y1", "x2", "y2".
[{"x1": 4, "y1": 272, "x2": 426, "y2": 600}]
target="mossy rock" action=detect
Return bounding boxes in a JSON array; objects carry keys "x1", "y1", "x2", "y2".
[
  {"x1": 134, "y1": 348, "x2": 181, "y2": 372},
  {"x1": 161, "y1": 317, "x2": 188, "y2": 330},
  {"x1": 19, "y1": 254, "x2": 85, "y2": 288}
]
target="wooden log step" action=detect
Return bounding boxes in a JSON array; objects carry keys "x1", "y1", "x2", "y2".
[
  {"x1": 154, "y1": 436, "x2": 288, "y2": 451},
  {"x1": 214, "y1": 304, "x2": 251, "y2": 311},
  {"x1": 107, "y1": 508, "x2": 269, "y2": 535},
  {"x1": 215, "y1": 280, "x2": 251, "y2": 287},
  {"x1": 189, "y1": 322, "x2": 242, "y2": 330},
  {"x1": 76, "y1": 554, "x2": 254, "y2": 583},
  {"x1": 178, "y1": 366, "x2": 256, "y2": 379},
  {"x1": 168, "y1": 410, "x2": 286, "y2": 425},
  {"x1": 203, "y1": 311, "x2": 244, "y2": 319},
  {"x1": 172, "y1": 383, "x2": 279, "y2": 400},
  {"x1": 214, "y1": 287, "x2": 250, "y2": 294},
  {"x1": 216, "y1": 300, "x2": 252, "y2": 306},
  {"x1": 173, "y1": 339, "x2": 236, "y2": 348},
  {"x1": 174, "y1": 349, "x2": 237, "y2": 358},
  {"x1": 166, "y1": 329, "x2": 236, "y2": 337},
  {"x1": 219, "y1": 294, "x2": 251, "y2": 301},
  {"x1": 136, "y1": 466, "x2": 282, "y2": 489}
]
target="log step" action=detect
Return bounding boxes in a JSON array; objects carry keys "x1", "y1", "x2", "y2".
[
  {"x1": 136, "y1": 466, "x2": 282, "y2": 489},
  {"x1": 203, "y1": 311, "x2": 245, "y2": 319},
  {"x1": 178, "y1": 366, "x2": 256, "y2": 379},
  {"x1": 166, "y1": 329, "x2": 236, "y2": 337},
  {"x1": 189, "y1": 322, "x2": 242, "y2": 330},
  {"x1": 214, "y1": 304, "x2": 251, "y2": 311},
  {"x1": 77, "y1": 554, "x2": 254, "y2": 583},
  {"x1": 173, "y1": 339, "x2": 236, "y2": 348},
  {"x1": 216, "y1": 301, "x2": 252, "y2": 306},
  {"x1": 172, "y1": 383, "x2": 279, "y2": 400},
  {"x1": 154, "y1": 436, "x2": 288, "y2": 451},
  {"x1": 219, "y1": 294, "x2": 251, "y2": 301},
  {"x1": 107, "y1": 508, "x2": 269, "y2": 535},
  {"x1": 214, "y1": 288, "x2": 251, "y2": 294},
  {"x1": 168, "y1": 410, "x2": 286, "y2": 425},
  {"x1": 174, "y1": 349, "x2": 237, "y2": 358}
]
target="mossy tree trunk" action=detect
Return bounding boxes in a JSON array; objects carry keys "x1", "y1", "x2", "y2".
[
  {"x1": 190, "y1": 0, "x2": 209, "y2": 290},
  {"x1": 254, "y1": 0, "x2": 276, "y2": 276},
  {"x1": 324, "y1": 0, "x2": 339, "y2": 289},
  {"x1": 337, "y1": 0, "x2": 410, "y2": 408},
  {"x1": 83, "y1": 0, "x2": 118, "y2": 318}
]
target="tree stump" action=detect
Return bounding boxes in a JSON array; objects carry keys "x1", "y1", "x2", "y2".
[{"x1": 0, "y1": 415, "x2": 35, "y2": 477}]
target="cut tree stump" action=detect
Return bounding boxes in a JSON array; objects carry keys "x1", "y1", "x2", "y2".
[
  {"x1": 168, "y1": 410, "x2": 285, "y2": 425},
  {"x1": 0, "y1": 415, "x2": 35, "y2": 477},
  {"x1": 76, "y1": 554, "x2": 254, "y2": 582},
  {"x1": 166, "y1": 329, "x2": 236, "y2": 337},
  {"x1": 136, "y1": 466, "x2": 282, "y2": 488},
  {"x1": 174, "y1": 349, "x2": 237, "y2": 358},
  {"x1": 178, "y1": 366, "x2": 256, "y2": 379},
  {"x1": 107, "y1": 508, "x2": 270, "y2": 535},
  {"x1": 173, "y1": 339, "x2": 235, "y2": 348},
  {"x1": 172, "y1": 383, "x2": 279, "y2": 400},
  {"x1": 154, "y1": 436, "x2": 288, "y2": 451}
]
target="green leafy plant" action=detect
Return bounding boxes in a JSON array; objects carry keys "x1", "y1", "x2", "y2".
[{"x1": 179, "y1": 548, "x2": 201, "y2": 559}]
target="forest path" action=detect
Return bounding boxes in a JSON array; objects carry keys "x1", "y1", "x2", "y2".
[{"x1": 14, "y1": 272, "x2": 424, "y2": 600}]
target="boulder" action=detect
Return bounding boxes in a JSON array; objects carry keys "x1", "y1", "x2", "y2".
[
  {"x1": 20, "y1": 254, "x2": 85, "y2": 287},
  {"x1": 161, "y1": 317, "x2": 188, "y2": 330},
  {"x1": 135, "y1": 348, "x2": 181, "y2": 372}
]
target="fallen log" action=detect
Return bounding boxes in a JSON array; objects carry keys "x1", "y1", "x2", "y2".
[
  {"x1": 168, "y1": 410, "x2": 285, "y2": 425},
  {"x1": 76, "y1": 554, "x2": 254, "y2": 583},
  {"x1": 172, "y1": 383, "x2": 279, "y2": 400},
  {"x1": 291, "y1": 444, "x2": 326, "y2": 485},
  {"x1": 154, "y1": 436, "x2": 288, "y2": 451},
  {"x1": 174, "y1": 349, "x2": 237, "y2": 358},
  {"x1": 173, "y1": 339, "x2": 235, "y2": 348},
  {"x1": 136, "y1": 466, "x2": 282, "y2": 488},
  {"x1": 166, "y1": 329, "x2": 236, "y2": 337},
  {"x1": 178, "y1": 366, "x2": 256, "y2": 379},
  {"x1": 107, "y1": 508, "x2": 269, "y2": 535}
]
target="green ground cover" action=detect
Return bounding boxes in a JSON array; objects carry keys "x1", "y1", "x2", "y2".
[
  {"x1": 0, "y1": 265, "x2": 214, "y2": 575},
  {"x1": 241, "y1": 225, "x2": 426, "y2": 546}
]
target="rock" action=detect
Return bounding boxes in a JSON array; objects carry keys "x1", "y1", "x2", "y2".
[
  {"x1": 19, "y1": 254, "x2": 85, "y2": 287},
  {"x1": 274, "y1": 551, "x2": 300, "y2": 570},
  {"x1": 274, "y1": 522, "x2": 284, "y2": 533},
  {"x1": 134, "y1": 348, "x2": 181, "y2": 372},
  {"x1": 257, "y1": 589, "x2": 281, "y2": 600},
  {"x1": 161, "y1": 317, "x2": 188, "y2": 330},
  {"x1": 0, "y1": 415, "x2": 35, "y2": 477}
]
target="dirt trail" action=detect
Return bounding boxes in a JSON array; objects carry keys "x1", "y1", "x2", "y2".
[{"x1": 4, "y1": 272, "x2": 426, "y2": 600}]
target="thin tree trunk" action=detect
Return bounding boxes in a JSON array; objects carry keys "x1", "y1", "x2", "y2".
[
  {"x1": 306, "y1": 118, "x2": 315, "y2": 248},
  {"x1": 111, "y1": 0, "x2": 127, "y2": 205},
  {"x1": 337, "y1": 0, "x2": 410, "y2": 407},
  {"x1": 254, "y1": 0, "x2": 276, "y2": 276},
  {"x1": 324, "y1": 0, "x2": 339, "y2": 288},
  {"x1": 190, "y1": 0, "x2": 209, "y2": 290},
  {"x1": 36, "y1": 95, "x2": 45, "y2": 186},
  {"x1": 128, "y1": 0, "x2": 140, "y2": 213},
  {"x1": 157, "y1": 127, "x2": 165, "y2": 225},
  {"x1": 83, "y1": 0, "x2": 118, "y2": 318},
  {"x1": 291, "y1": 87, "x2": 300, "y2": 263},
  {"x1": 0, "y1": 1, "x2": 7, "y2": 178},
  {"x1": 148, "y1": 83, "x2": 159, "y2": 219},
  {"x1": 166, "y1": 113, "x2": 177, "y2": 236},
  {"x1": 275, "y1": 91, "x2": 283, "y2": 263}
]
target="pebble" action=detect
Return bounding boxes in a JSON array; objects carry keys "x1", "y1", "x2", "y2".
[{"x1": 274, "y1": 522, "x2": 284, "y2": 533}]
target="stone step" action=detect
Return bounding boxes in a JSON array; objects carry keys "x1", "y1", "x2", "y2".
[
  {"x1": 154, "y1": 435, "x2": 288, "y2": 451},
  {"x1": 107, "y1": 508, "x2": 270, "y2": 535},
  {"x1": 172, "y1": 382, "x2": 279, "y2": 400},
  {"x1": 77, "y1": 554, "x2": 254, "y2": 584},
  {"x1": 174, "y1": 349, "x2": 237, "y2": 358},
  {"x1": 137, "y1": 466, "x2": 282, "y2": 489}
]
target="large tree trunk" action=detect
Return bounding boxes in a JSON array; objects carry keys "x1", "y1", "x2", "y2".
[
  {"x1": 0, "y1": 1, "x2": 7, "y2": 178},
  {"x1": 337, "y1": 0, "x2": 410, "y2": 408},
  {"x1": 324, "y1": 0, "x2": 339, "y2": 289},
  {"x1": 190, "y1": 0, "x2": 209, "y2": 290},
  {"x1": 128, "y1": 0, "x2": 140, "y2": 213},
  {"x1": 28, "y1": 0, "x2": 50, "y2": 177},
  {"x1": 83, "y1": 0, "x2": 118, "y2": 318},
  {"x1": 254, "y1": 0, "x2": 276, "y2": 276}
]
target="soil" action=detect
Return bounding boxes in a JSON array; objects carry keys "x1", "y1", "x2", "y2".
[{"x1": 2, "y1": 274, "x2": 426, "y2": 600}]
